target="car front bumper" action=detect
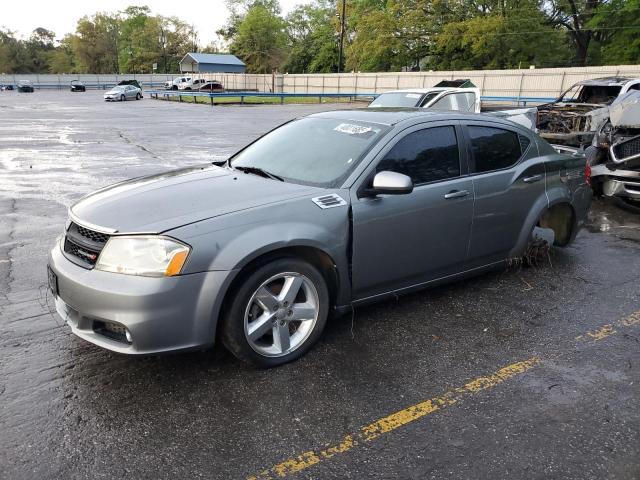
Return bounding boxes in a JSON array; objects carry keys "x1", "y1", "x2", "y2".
[
  {"x1": 592, "y1": 165, "x2": 640, "y2": 200},
  {"x1": 48, "y1": 238, "x2": 233, "y2": 354}
]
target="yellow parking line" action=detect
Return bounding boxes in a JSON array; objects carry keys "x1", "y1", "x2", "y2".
[
  {"x1": 248, "y1": 358, "x2": 541, "y2": 480},
  {"x1": 249, "y1": 308, "x2": 640, "y2": 480},
  {"x1": 576, "y1": 309, "x2": 640, "y2": 341}
]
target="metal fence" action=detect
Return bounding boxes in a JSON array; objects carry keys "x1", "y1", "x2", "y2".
[{"x1": 2, "y1": 65, "x2": 639, "y2": 100}]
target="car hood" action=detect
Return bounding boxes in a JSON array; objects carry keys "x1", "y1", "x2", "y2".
[
  {"x1": 104, "y1": 89, "x2": 122, "y2": 95},
  {"x1": 70, "y1": 165, "x2": 323, "y2": 233}
]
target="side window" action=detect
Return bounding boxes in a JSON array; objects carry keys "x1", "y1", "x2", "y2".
[
  {"x1": 376, "y1": 126, "x2": 460, "y2": 185},
  {"x1": 629, "y1": 83, "x2": 640, "y2": 91},
  {"x1": 468, "y1": 126, "x2": 524, "y2": 173},
  {"x1": 459, "y1": 93, "x2": 476, "y2": 112},
  {"x1": 430, "y1": 94, "x2": 455, "y2": 111}
]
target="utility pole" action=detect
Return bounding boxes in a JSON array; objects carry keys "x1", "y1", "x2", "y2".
[
  {"x1": 337, "y1": 0, "x2": 346, "y2": 73},
  {"x1": 159, "y1": 29, "x2": 168, "y2": 74}
]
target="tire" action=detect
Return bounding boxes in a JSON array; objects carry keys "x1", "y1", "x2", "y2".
[
  {"x1": 136, "y1": 92, "x2": 142, "y2": 100},
  {"x1": 220, "y1": 257, "x2": 329, "y2": 367},
  {"x1": 120, "y1": 94, "x2": 125, "y2": 102}
]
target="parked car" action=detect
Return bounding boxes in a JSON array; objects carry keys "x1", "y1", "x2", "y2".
[
  {"x1": 179, "y1": 78, "x2": 207, "y2": 90},
  {"x1": 103, "y1": 85, "x2": 142, "y2": 101},
  {"x1": 0, "y1": 83, "x2": 14, "y2": 91},
  {"x1": 17, "y1": 80, "x2": 34, "y2": 92},
  {"x1": 48, "y1": 110, "x2": 591, "y2": 367},
  {"x1": 370, "y1": 80, "x2": 537, "y2": 130},
  {"x1": 537, "y1": 76, "x2": 640, "y2": 147},
  {"x1": 118, "y1": 79, "x2": 142, "y2": 89},
  {"x1": 164, "y1": 76, "x2": 191, "y2": 90},
  {"x1": 198, "y1": 81, "x2": 224, "y2": 92},
  {"x1": 70, "y1": 80, "x2": 86, "y2": 92}
]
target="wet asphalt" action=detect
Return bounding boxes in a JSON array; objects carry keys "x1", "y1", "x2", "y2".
[{"x1": 1, "y1": 91, "x2": 639, "y2": 480}]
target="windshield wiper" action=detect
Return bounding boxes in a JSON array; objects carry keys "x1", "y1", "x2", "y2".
[{"x1": 233, "y1": 166, "x2": 284, "y2": 182}]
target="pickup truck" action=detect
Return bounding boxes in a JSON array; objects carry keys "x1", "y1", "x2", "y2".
[
  {"x1": 164, "y1": 76, "x2": 192, "y2": 90},
  {"x1": 369, "y1": 80, "x2": 537, "y2": 130}
]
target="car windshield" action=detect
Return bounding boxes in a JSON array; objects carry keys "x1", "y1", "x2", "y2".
[
  {"x1": 230, "y1": 117, "x2": 388, "y2": 187},
  {"x1": 369, "y1": 92, "x2": 423, "y2": 107},
  {"x1": 559, "y1": 84, "x2": 622, "y2": 105}
]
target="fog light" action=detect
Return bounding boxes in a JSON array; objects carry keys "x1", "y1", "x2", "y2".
[{"x1": 125, "y1": 330, "x2": 132, "y2": 343}]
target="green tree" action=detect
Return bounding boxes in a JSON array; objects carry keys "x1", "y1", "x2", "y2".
[
  {"x1": 0, "y1": 30, "x2": 21, "y2": 73},
  {"x1": 72, "y1": 13, "x2": 120, "y2": 73},
  {"x1": 48, "y1": 35, "x2": 78, "y2": 73},
  {"x1": 543, "y1": 0, "x2": 608, "y2": 66},
  {"x1": 229, "y1": 3, "x2": 287, "y2": 72},
  {"x1": 284, "y1": 1, "x2": 338, "y2": 73},
  {"x1": 587, "y1": 0, "x2": 640, "y2": 64}
]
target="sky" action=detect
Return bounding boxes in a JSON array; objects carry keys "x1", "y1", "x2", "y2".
[{"x1": 1, "y1": 0, "x2": 308, "y2": 45}]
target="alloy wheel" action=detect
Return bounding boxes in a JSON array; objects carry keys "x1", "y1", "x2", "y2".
[{"x1": 244, "y1": 272, "x2": 319, "y2": 357}]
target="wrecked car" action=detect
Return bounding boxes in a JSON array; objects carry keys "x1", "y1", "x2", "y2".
[
  {"x1": 537, "y1": 77, "x2": 640, "y2": 147},
  {"x1": 48, "y1": 110, "x2": 591, "y2": 367},
  {"x1": 587, "y1": 90, "x2": 640, "y2": 207}
]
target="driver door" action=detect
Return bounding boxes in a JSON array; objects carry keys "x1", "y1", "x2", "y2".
[{"x1": 350, "y1": 123, "x2": 474, "y2": 300}]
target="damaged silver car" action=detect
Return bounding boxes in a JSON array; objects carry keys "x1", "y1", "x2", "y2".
[{"x1": 588, "y1": 90, "x2": 640, "y2": 207}]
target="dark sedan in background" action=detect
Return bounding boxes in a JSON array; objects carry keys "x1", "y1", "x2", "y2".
[
  {"x1": 48, "y1": 109, "x2": 592, "y2": 367},
  {"x1": 70, "y1": 80, "x2": 86, "y2": 92},
  {"x1": 17, "y1": 80, "x2": 34, "y2": 92}
]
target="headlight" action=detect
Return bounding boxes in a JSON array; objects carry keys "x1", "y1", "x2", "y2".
[{"x1": 95, "y1": 236, "x2": 190, "y2": 277}]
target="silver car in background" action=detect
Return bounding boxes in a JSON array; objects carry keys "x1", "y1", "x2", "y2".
[
  {"x1": 48, "y1": 110, "x2": 592, "y2": 367},
  {"x1": 104, "y1": 85, "x2": 142, "y2": 102}
]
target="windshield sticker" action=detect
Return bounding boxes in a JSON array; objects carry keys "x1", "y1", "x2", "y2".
[
  {"x1": 405, "y1": 93, "x2": 422, "y2": 99},
  {"x1": 334, "y1": 123, "x2": 375, "y2": 136}
]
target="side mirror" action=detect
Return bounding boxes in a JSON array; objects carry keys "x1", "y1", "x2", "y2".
[{"x1": 370, "y1": 171, "x2": 413, "y2": 196}]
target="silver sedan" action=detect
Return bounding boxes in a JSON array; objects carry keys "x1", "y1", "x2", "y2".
[
  {"x1": 104, "y1": 85, "x2": 142, "y2": 101},
  {"x1": 48, "y1": 110, "x2": 592, "y2": 367}
]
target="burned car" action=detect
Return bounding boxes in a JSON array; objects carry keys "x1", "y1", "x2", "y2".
[
  {"x1": 537, "y1": 77, "x2": 640, "y2": 147},
  {"x1": 588, "y1": 91, "x2": 640, "y2": 207}
]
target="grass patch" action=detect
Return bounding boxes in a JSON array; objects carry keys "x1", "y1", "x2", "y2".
[{"x1": 152, "y1": 95, "x2": 367, "y2": 105}]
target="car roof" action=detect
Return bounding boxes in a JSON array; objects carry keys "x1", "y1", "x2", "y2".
[
  {"x1": 380, "y1": 88, "x2": 449, "y2": 94},
  {"x1": 308, "y1": 108, "x2": 516, "y2": 128},
  {"x1": 575, "y1": 76, "x2": 638, "y2": 86}
]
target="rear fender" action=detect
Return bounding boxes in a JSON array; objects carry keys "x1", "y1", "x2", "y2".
[{"x1": 508, "y1": 191, "x2": 551, "y2": 257}]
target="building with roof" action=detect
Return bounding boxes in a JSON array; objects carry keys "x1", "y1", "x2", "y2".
[{"x1": 179, "y1": 53, "x2": 246, "y2": 74}]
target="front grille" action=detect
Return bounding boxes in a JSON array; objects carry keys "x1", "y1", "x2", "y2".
[
  {"x1": 75, "y1": 224, "x2": 109, "y2": 244},
  {"x1": 64, "y1": 238, "x2": 101, "y2": 265},
  {"x1": 613, "y1": 136, "x2": 640, "y2": 161},
  {"x1": 63, "y1": 222, "x2": 110, "y2": 268}
]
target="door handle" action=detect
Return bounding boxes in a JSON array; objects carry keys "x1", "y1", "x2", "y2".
[
  {"x1": 523, "y1": 174, "x2": 543, "y2": 183},
  {"x1": 444, "y1": 190, "x2": 470, "y2": 199}
]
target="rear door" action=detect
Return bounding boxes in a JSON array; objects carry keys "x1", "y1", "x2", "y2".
[
  {"x1": 350, "y1": 122, "x2": 475, "y2": 300},
  {"x1": 462, "y1": 122, "x2": 545, "y2": 267}
]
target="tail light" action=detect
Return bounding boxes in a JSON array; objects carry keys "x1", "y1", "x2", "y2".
[{"x1": 585, "y1": 161, "x2": 592, "y2": 185}]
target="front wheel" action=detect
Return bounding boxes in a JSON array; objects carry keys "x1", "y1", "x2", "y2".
[
  {"x1": 136, "y1": 92, "x2": 142, "y2": 100},
  {"x1": 120, "y1": 94, "x2": 125, "y2": 102},
  {"x1": 220, "y1": 258, "x2": 329, "y2": 367}
]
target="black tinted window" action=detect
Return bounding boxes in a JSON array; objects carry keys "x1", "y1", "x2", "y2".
[
  {"x1": 377, "y1": 126, "x2": 460, "y2": 184},
  {"x1": 469, "y1": 126, "x2": 523, "y2": 173}
]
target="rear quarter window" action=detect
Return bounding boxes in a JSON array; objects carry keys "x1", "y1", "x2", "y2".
[{"x1": 468, "y1": 126, "x2": 524, "y2": 173}]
